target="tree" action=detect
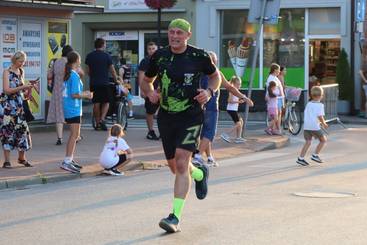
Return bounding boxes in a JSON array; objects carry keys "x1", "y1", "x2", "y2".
[
  {"x1": 336, "y1": 48, "x2": 353, "y2": 101},
  {"x1": 145, "y1": 0, "x2": 177, "y2": 46}
]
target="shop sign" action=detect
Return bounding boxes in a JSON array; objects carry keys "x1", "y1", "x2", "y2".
[
  {"x1": 109, "y1": 0, "x2": 148, "y2": 10},
  {"x1": 47, "y1": 21, "x2": 69, "y2": 96},
  {"x1": 0, "y1": 18, "x2": 17, "y2": 80},
  {"x1": 96, "y1": 31, "x2": 138, "y2": 41},
  {"x1": 20, "y1": 22, "x2": 42, "y2": 115}
]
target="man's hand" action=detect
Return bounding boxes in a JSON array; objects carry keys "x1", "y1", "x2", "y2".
[
  {"x1": 147, "y1": 90, "x2": 160, "y2": 104},
  {"x1": 194, "y1": 89, "x2": 211, "y2": 105}
]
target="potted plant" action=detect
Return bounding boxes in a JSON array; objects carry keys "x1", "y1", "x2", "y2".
[{"x1": 336, "y1": 48, "x2": 353, "y2": 114}]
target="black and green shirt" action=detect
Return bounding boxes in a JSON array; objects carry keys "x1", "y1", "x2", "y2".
[{"x1": 145, "y1": 45, "x2": 216, "y2": 114}]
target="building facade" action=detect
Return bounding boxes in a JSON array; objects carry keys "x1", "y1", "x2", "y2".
[
  {"x1": 0, "y1": 0, "x2": 102, "y2": 119},
  {"x1": 72, "y1": 0, "x2": 196, "y2": 105},
  {"x1": 195, "y1": 0, "x2": 361, "y2": 111}
]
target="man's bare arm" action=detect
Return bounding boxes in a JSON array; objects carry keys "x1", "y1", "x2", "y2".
[
  {"x1": 109, "y1": 65, "x2": 118, "y2": 83},
  {"x1": 140, "y1": 75, "x2": 159, "y2": 103},
  {"x1": 138, "y1": 70, "x2": 146, "y2": 97}
]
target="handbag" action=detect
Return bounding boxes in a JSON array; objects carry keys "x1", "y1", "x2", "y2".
[{"x1": 22, "y1": 99, "x2": 35, "y2": 122}]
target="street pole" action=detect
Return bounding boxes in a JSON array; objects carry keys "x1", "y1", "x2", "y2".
[
  {"x1": 157, "y1": 8, "x2": 162, "y2": 47},
  {"x1": 243, "y1": 0, "x2": 268, "y2": 136}
]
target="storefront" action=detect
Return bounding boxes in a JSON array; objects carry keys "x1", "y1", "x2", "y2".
[
  {"x1": 72, "y1": 0, "x2": 195, "y2": 105},
  {"x1": 196, "y1": 0, "x2": 352, "y2": 110},
  {"x1": 0, "y1": 0, "x2": 102, "y2": 120}
]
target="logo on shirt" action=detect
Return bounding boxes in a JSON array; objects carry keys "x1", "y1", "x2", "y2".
[{"x1": 184, "y1": 73, "x2": 194, "y2": 86}]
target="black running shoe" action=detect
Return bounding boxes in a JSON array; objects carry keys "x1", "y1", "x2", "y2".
[
  {"x1": 193, "y1": 163, "x2": 209, "y2": 200},
  {"x1": 56, "y1": 138, "x2": 62, "y2": 145},
  {"x1": 311, "y1": 154, "x2": 323, "y2": 163},
  {"x1": 159, "y1": 213, "x2": 180, "y2": 233},
  {"x1": 100, "y1": 120, "x2": 108, "y2": 131},
  {"x1": 146, "y1": 130, "x2": 159, "y2": 140},
  {"x1": 296, "y1": 158, "x2": 309, "y2": 166}
]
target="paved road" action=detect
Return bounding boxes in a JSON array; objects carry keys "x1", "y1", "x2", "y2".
[{"x1": 1, "y1": 125, "x2": 366, "y2": 245}]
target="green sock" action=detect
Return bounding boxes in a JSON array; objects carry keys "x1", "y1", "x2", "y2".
[
  {"x1": 191, "y1": 166, "x2": 204, "y2": 181},
  {"x1": 173, "y1": 198, "x2": 185, "y2": 220}
]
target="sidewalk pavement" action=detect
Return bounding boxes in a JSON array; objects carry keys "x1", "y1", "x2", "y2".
[{"x1": 0, "y1": 125, "x2": 289, "y2": 190}]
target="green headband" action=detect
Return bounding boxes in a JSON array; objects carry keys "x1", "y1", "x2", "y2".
[{"x1": 168, "y1": 18, "x2": 191, "y2": 32}]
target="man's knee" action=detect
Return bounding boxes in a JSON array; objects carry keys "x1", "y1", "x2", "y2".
[{"x1": 175, "y1": 149, "x2": 191, "y2": 174}]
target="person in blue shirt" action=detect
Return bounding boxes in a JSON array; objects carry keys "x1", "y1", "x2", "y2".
[
  {"x1": 61, "y1": 51, "x2": 93, "y2": 174},
  {"x1": 192, "y1": 51, "x2": 253, "y2": 167}
]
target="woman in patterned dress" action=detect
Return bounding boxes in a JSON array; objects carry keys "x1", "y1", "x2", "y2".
[
  {"x1": 0, "y1": 51, "x2": 35, "y2": 168},
  {"x1": 47, "y1": 45, "x2": 74, "y2": 145}
]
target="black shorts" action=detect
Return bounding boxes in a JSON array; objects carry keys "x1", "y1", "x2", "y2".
[
  {"x1": 145, "y1": 98, "x2": 159, "y2": 115},
  {"x1": 91, "y1": 85, "x2": 112, "y2": 104},
  {"x1": 158, "y1": 109, "x2": 204, "y2": 160},
  {"x1": 65, "y1": 116, "x2": 81, "y2": 124},
  {"x1": 227, "y1": 110, "x2": 240, "y2": 123}
]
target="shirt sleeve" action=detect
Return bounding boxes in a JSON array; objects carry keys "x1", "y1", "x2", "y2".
[
  {"x1": 117, "y1": 138, "x2": 130, "y2": 151},
  {"x1": 107, "y1": 54, "x2": 112, "y2": 66},
  {"x1": 70, "y1": 72, "x2": 82, "y2": 95},
  {"x1": 202, "y1": 52, "x2": 217, "y2": 75},
  {"x1": 319, "y1": 104, "x2": 325, "y2": 117},
  {"x1": 138, "y1": 58, "x2": 148, "y2": 72},
  {"x1": 145, "y1": 52, "x2": 160, "y2": 78}
]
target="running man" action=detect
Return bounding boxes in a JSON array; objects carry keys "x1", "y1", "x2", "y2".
[{"x1": 141, "y1": 18, "x2": 221, "y2": 233}]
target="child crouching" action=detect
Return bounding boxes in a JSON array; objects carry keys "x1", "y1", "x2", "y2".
[{"x1": 100, "y1": 124, "x2": 133, "y2": 175}]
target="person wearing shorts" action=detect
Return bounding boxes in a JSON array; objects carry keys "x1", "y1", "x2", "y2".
[
  {"x1": 297, "y1": 86, "x2": 328, "y2": 166},
  {"x1": 141, "y1": 19, "x2": 221, "y2": 233},
  {"x1": 61, "y1": 51, "x2": 93, "y2": 174},
  {"x1": 85, "y1": 38, "x2": 117, "y2": 131},
  {"x1": 138, "y1": 42, "x2": 160, "y2": 140}
]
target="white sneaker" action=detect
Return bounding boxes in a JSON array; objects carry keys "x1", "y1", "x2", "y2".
[
  {"x1": 220, "y1": 133, "x2": 231, "y2": 143},
  {"x1": 207, "y1": 158, "x2": 218, "y2": 167},
  {"x1": 234, "y1": 137, "x2": 246, "y2": 144},
  {"x1": 192, "y1": 157, "x2": 204, "y2": 166}
]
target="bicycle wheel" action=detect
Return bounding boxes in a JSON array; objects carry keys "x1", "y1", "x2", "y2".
[
  {"x1": 288, "y1": 105, "x2": 302, "y2": 135},
  {"x1": 117, "y1": 102, "x2": 128, "y2": 130}
]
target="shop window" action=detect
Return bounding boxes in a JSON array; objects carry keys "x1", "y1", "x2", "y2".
[
  {"x1": 220, "y1": 10, "x2": 259, "y2": 88},
  {"x1": 263, "y1": 9, "x2": 305, "y2": 88},
  {"x1": 309, "y1": 8, "x2": 341, "y2": 35},
  {"x1": 309, "y1": 40, "x2": 340, "y2": 86}
]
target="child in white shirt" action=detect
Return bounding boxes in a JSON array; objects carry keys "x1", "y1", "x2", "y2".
[
  {"x1": 100, "y1": 124, "x2": 133, "y2": 175},
  {"x1": 297, "y1": 86, "x2": 328, "y2": 166}
]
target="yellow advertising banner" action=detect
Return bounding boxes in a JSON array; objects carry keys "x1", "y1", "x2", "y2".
[{"x1": 47, "y1": 21, "x2": 69, "y2": 97}]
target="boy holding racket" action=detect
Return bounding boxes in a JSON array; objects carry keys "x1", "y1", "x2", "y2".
[{"x1": 297, "y1": 86, "x2": 328, "y2": 166}]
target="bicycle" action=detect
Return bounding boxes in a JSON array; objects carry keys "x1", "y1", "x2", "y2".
[{"x1": 265, "y1": 86, "x2": 303, "y2": 135}]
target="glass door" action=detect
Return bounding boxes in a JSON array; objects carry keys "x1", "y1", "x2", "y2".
[{"x1": 309, "y1": 39, "x2": 340, "y2": 88}]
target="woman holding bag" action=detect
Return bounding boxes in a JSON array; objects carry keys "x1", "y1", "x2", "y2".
[{"x1": 0, "y1": 51, "x2": 35, "y2": 168}]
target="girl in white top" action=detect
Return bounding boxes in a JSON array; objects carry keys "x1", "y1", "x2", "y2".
[
  {"x1": 221, "y1": 76, "x2": 252, "y2": 144},
  {"x1": 266, "y1": 63, "x2": 285, "y2": 134},
  {"x1": 99, "y1": 124, "x2": 133, "y2": 176}
]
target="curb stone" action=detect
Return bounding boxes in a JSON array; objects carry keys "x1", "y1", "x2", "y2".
[{"x1": 0, "y1": 136, "x2": 289, "y2": 190}]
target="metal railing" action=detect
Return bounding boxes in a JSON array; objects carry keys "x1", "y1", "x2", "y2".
[{"x1": 320, "y1": 84, "x2": 346, "y2": 128}]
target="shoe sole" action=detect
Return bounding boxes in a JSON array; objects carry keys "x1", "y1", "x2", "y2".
[
  {"x1": 159, "y1": 220, "x2": 180, "y2": 233},
  {"x1": 195, "y1": 164, "x2": 209, "y2": 200},
  {"x1": 220, "y1": 135, "x2": 231, "y2": 143},
  {"x1": 60, "y1": 165, "x2": 80, "y2": 174},
  {"x1": 296, "y1": 160, "x2": 309, "y2": 166},
  {"x1": 311, "y1": 157, "x2": 323, "y2": 163}
]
